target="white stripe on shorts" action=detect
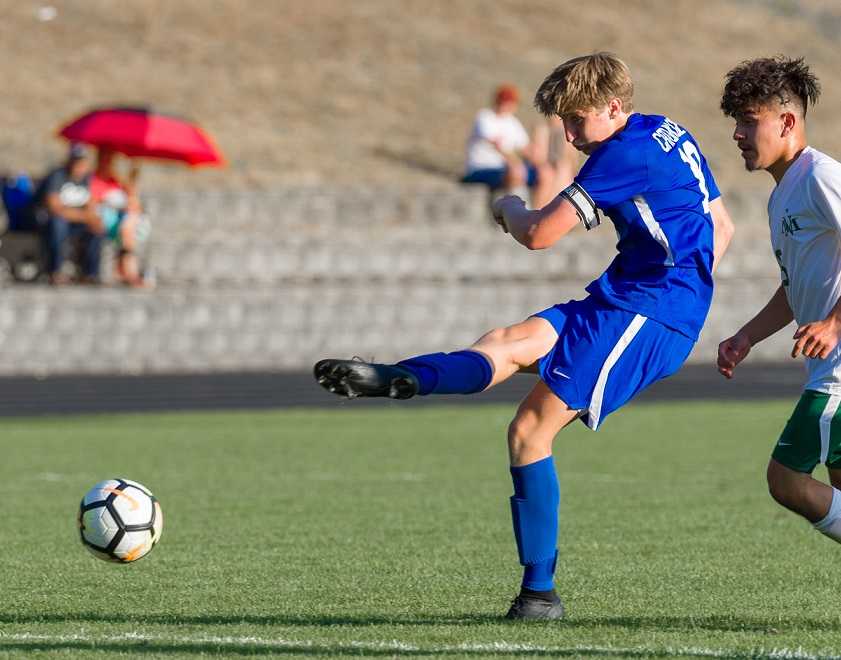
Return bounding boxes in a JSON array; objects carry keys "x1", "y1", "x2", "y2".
[
  {"x1": 819, "y1": 394, "x2": 841, "y2": 464},
  {"x1": 586, "y1": 314, "x2": 648, "y2": 430}
]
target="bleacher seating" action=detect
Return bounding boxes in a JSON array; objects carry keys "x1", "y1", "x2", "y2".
[{"x1": 0, "y1": 186, "x2": 790, "y2": 376}]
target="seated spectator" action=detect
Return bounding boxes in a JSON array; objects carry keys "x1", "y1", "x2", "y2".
[
  {"x1": 461, "y1": 84, "x2": 538, "y2": 201},
  {"x1": 90, "y1": 148, "x2": 151, "y2": 287},
  {"x1": 31, "y1": 144, "x2": 103, "y2": 285},
  {"x1": 529, "y1": 114, "x2": 580, "y2": 209}
]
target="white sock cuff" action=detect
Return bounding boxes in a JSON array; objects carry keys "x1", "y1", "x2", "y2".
[{"x1": 814, "y1": 487, "x2": 841, "y2": 532}]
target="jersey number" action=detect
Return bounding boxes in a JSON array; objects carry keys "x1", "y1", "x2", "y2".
[
  {"x1": 678, "y1": 141, "x2": 710, "y2": 214},
  {"x1": 774, "y1": 249, "x2": 790, "y2": 287}
]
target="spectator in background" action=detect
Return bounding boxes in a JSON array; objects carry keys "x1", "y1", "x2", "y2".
[
  {"x1": 31, "y1": 143, "x2": 103, "y2": 285},
  {"x1": 529, "y1": 115, "x2": 580, "y2": 208},
  {"x1": 461, "y1": 84, "x2": 538, "y2": 200},
  {"x1": 90, "y1": 147, "x2": 150, "y2": 287}
]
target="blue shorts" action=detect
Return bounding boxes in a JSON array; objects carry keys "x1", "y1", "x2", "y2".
[
  {"x1": 461, "y1": 163, "x2": 538, "y2": 189},
  {"x1": 534, "y1": 297, "x2": 694, "y2": 431}
]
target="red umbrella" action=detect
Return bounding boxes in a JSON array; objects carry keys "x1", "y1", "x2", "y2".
[{"x1": 58, "y1": 107, "x2": 224, "y2": 167}]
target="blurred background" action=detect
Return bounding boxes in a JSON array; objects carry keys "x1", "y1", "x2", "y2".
[{"x1": 0, "y1": 0, "x2": 834, "y2": 411}]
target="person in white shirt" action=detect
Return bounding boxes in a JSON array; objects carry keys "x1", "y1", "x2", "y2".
[
  {"x1": 529, "y1": 114, "x2": 580, "y2": 208},
  {"x1": 717, "y1": 56, "x2": 841, "y2": 544},
  {"x1": 461, "y1": 84, "x2": 538, "y2": 197}
]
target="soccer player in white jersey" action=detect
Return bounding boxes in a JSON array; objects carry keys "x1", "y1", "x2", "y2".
[{"x1": 717, "y1": 56, "x2": 841, "y2": 543}]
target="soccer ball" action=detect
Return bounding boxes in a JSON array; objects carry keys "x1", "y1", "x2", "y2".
[{"x1": 78, "y1": 478, "x2": 163, "y2": 563}]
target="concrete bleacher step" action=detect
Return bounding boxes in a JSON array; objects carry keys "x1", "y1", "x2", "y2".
[
  {"x1": 146, "y1": 232, "x2": 777, "y2": 286},
  {"x1": 0, "y1": 275, "x2": 790, "y2": 377},
  {"x1": 136, "y1": 188, "x2": 778, "y2": 286},
  {"x1": 143, "y1": 187, "x2": 492, "y2": 238},
  {"x1": 0, "y1": 187, "x2": 783, "y2": 377}
]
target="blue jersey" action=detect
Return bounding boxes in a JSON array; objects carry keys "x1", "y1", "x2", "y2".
[{"x1": 571, "y1": 113, "x2": 719, "y2": 339}]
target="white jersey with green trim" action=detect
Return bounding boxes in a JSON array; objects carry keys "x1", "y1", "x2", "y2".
[{"x1": 768, "y1": 146, "x2": 841, "y2": 393}]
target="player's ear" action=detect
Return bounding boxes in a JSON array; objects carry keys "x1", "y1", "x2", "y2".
[
  {"x1": 780, "y1": 111, "x2": 797, "y2": 137},
  {"x1": 607, "y1": 98, "x2": 622, "y2": 119}
]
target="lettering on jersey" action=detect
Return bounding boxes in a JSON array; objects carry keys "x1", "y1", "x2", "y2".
[
  {"x1": 678, "y1": 141, "x2": 710, "y2": 214},
  {"x1": 651, "y1": 118, "x2": 686, "y2": 153},
  {"x1": 781, "y1": 209, "x2": 802, "y2": 237}
]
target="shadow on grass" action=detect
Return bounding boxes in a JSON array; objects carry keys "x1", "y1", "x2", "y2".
[
  {"x1": 0, "y1": 640, "x2": 665, "y2": 658},
  {"x1": 0, "y1": 612, "x2": 495, "y2": 627},
  {"x1": 0, "y1": 611, "x2": 838, "y2": 633},
  {"x1": 0, "y1": 637, "x2": 838, "y2": 658}
]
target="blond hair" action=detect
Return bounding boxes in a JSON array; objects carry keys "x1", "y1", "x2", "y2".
[{"x1": 534, "y1": 52, "x2": 634, "y2": 117}]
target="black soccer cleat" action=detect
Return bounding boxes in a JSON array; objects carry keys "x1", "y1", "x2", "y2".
[
  {"x1": 313, "y1": 358, "x2": 419, "y2": 400},
  {"x1": 505, "y1": 591, "x2": 565, "y2": 621}
]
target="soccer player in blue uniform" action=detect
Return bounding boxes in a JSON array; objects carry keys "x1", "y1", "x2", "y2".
[{"x1": 315, "y1": 53, "x2": 735, "y2": 620}]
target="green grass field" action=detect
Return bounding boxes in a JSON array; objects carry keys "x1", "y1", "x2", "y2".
[{"x1": 1, "y1": 399, "x2": 841, "y2": 659}]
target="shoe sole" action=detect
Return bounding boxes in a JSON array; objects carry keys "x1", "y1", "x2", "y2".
[
  {"x1": 504, "y1": 608, "x2": 565, "y2": 621},
  {"x1": 314, "y1": 359, "x2": 416, "y2": 399},
  {"x1": 504, "y1": 600, "x2": 565, "y2": 621}
]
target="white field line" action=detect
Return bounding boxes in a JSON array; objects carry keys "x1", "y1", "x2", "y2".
[{"x1": 1, "y1": 631, "x2": 840, "y2": 659}]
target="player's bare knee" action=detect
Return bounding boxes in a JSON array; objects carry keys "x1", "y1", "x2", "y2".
[
  {"x1": 767, "y1": 477, "x2": 793, "y2": 509},
  {"x1": 766, "y1": 462, "x2": 786, "y2": 502},
  {"x1": 766, "y1": 461, "x2": 805, "y2": 512},
  {"x1": 507, "y1": 414, "x2": 533, "y2": 451},
  {"x1": 473, "y1": 327, "x2": 521, "y2": 359},
  {"x1": 507, "y1": 413, "x2": 549, "y2": 461},
  {"x1": 481, "y1": 327, "x2": 509, "y2": 344}
]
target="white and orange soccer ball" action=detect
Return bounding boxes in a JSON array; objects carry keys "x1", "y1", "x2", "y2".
[{"x1": 78, "y1": 478, "x2": 163, "y2": 563}]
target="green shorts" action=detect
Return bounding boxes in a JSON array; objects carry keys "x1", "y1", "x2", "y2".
[{"x1": 773, "y1": 390, "x2": 841, "y2": 473}]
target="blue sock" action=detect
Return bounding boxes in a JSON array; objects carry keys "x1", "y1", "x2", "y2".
[
  {"x1": 509, "y1": 456, "x2": 559, "y2": 592},
  {"x1": 397, "y1": 350, "x2": 493, "y2": 395}
]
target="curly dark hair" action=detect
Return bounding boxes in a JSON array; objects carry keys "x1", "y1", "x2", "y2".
[{"x1": 720, "y1": 56, "x2": 821, "y2": 117}]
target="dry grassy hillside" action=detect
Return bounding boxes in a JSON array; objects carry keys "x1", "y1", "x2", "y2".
[{"x1": 2, "y1": 0, "x2": 840, "y2": 201}]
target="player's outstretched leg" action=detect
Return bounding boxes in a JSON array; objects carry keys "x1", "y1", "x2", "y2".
[
  {"x1": 314, "y1": 350, "x2": 492, "y2": 399},
  {"x1": 314, "y1": 317, "x2": 558, "y2": 400}
]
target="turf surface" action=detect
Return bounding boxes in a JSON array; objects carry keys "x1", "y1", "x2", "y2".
[{"x1": 1, "y1": 400, "x2": 840, "y2": 658}]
